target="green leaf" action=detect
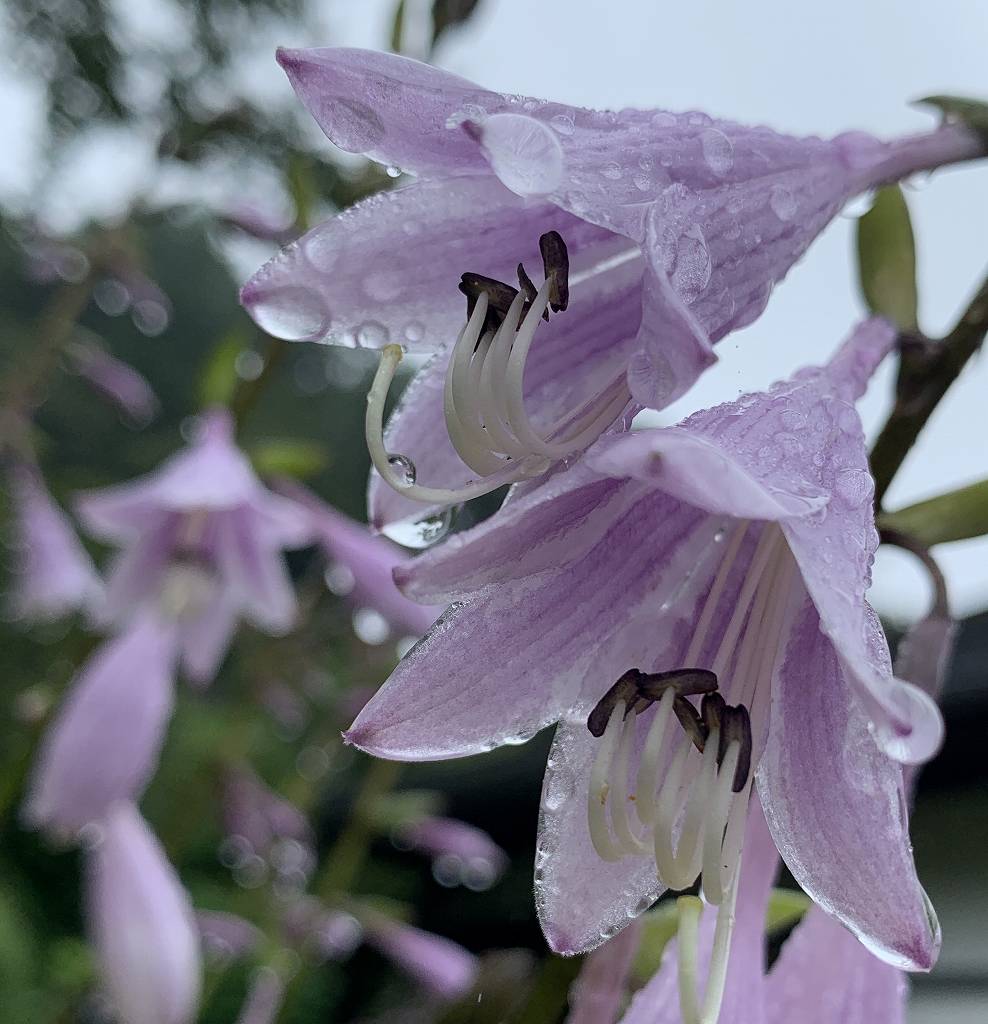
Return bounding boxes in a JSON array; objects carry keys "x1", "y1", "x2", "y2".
[
  {"x1": 198, "y1": 331, "x2": 246, "y2": 410},
  {"x1": 765, "y1": 888, "x2": 811, "y2": 933},
  {"x1": 916, "y1": 94, "x2": 988, "y2": 146},
  {"x1": 249, "y1": 438, "x2": 330, "y2": 480},
  {"x1": 391, "y1": 0, "x2": 407, "y2": 52},
  {"x1": 879, "y1": 477, "x2": 988, "y2": 546},
  {"x1": 856, "y1": 185, "x2": 918, "y2": 330}
]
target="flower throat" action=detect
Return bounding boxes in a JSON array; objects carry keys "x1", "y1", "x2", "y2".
[{"x1": 365, "y1": 231, "x2": 631, "y2": 505}]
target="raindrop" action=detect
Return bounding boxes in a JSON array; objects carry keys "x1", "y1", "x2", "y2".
[
  {"x1": 387, "y1": 454, "x2": 417, "y2": 487},
  {"x1": 650, "y1": 112, "x2": 677, "y2": 129},
  {"x1": 601, "y1": 161, "x2": 623, "y2": 180},
  {"x1": 249, "y1": 287, "x2": 330, "y2": 341},
  {"x1": 633, "y1": 173, "x2": 652, "y2": 192},
  {"x1": 303, "y1": 231, "x2": 338, "y2": 273},
  {"x1": 385, "y1": 165, "x2": 402, "y2": 178},
  {"x1": 357, "y1": 320, "x2": 389, "y2": 347},
  {"x1": 381, "y1": 509, "x2": 455, "y2": 549},
  {"x1": 403, "y1": 320, "x2": 425, "y2": 343},
  {"x1": 549, "y1": 113, "x2": 575, "y2": 136},
  {"x1": 352, "y1": 607, "x2": 390, "y2": 645},
  {"x1": 668, "y1": 225, "x2": 712, "y2": 302},
  {"x1": 769, "y1": 185, "x2": 798, "y2": 221},
  {"x1": 478, "y1": 113, "x2": 564, "y2": 197},
  {"x1": 234, "y1": 349, "x2": 264, "y2": 381},
  {"x1": 834, "y1": 468, "x2": 872, "y2": 508},
  {"x1": 700, "y1": 128, "x2": 734, "y2": 176}
]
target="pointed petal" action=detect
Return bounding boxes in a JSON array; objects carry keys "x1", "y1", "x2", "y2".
[
  {"x1": 212, "y1": 510, "x2": 298, "y2": 634},
  {"x1": 565, "y1": 919, "x2": 643, "y2": 1024},
  {"x1": 7, "y1": 461, "x2": 103, "y2": 622},
  {"x1": 348, "y1": 494, "x2": 717, "y2": 760},
  {"x1": 617, "y1": 797, "x2": 778, "y2": 1024},
  {"x1": 23, "y1": 615, "x2": 179, "y2": 838},
  {"x1": 765, "y1": 907, "x2": 906, "y2": 1024},
  {"x1": 86, "y1": 803, "x2": 201, "y2": 1024},
  {"x1": 97, "y1": 515, "x2": 179, "y2": 625},
  {"x1": 536, "y1": 716, "x2": 666, "y2": 956},
  {"x1": 363, "y1": 918, "x2": 478, "y2": 1000},
  {"x1": 179, "y1": 591, "x2": 239, "y2": 685},
  {"x1": 756, "y1": 594, "x2": 940, "y2": 972}
]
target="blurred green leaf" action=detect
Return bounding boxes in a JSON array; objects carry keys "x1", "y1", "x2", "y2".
[
  {"x1": 917, "y1": 94, "x2": 988, "y2": 145},
  {"x1": 879, "y1": 478, "x2": 988, "y2": 546},
  {"x1": 764, "y1": 888, "x2": 811, "y2": 933},
  {"x1": 370, "y1": 789, "x2": 446, "y2": 831},
  {"x1": 249, "y1": 438, "x2": 330, "y2": 479},
  {"x1": 856, "y1": 186, "x2": 918, "y2": 330},
  {"x1": 199, "y1": 332, "x2": 247, "y2": 410},
  {"x1": 391, "y1": 0, "x2": 407, "y2": 53},
  {"x1": 432, "y1": 0, "x2": 482, "y2": 48}
]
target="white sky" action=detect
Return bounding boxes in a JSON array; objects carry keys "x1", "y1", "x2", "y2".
[{"x1": 1, "y1": 0, "x2": 986, "y2": 621}]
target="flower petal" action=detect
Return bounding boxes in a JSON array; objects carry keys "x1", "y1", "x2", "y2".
[
  {"x1": 178, "y1": 590, "x2": 239, "y2": 685},
  {"x1": 349, "y1": 493, "x2": 718, "y2": 760},
  {"x1": 765, "y1": 907, "x2": 906, "y2": 1024},
  {"x1": 756, "y1": 594, "x2": 940, "y2": 972},
  {"x1": 86, "y1": 802, "x2": 201, "y2": 1024},
  {"x1": 564, "y1": 918, "x2": 643, "y2": 1024},
  {"x1": 23, "y1": 614, "x2": 179, "y2": 839}
]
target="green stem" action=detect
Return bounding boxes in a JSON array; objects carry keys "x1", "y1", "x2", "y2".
[
  {"x1": 871, "y1": 266, "x2": 988, "y2": 506},
  {"x1": 229, "y1": 335, "x2": 289, "y2": 428}
]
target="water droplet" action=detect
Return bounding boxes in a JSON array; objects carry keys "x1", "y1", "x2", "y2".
[
  {"x1": 700, "y1": 128, "x2": 734, "y2": 176},
  {"x1": 668, "y1": 224, "x2": 712, "y2": 302},
  {"x1": 633, "y1": 172, "x2": 652, "y2": 192},
  {"x1": 385, "y1": 164, "x2": 402, "y2": 178},
  {"x1": 549, "y1": 113, "x2": 575, "y2": 136},
  {"x1": 403, "y1": 320, "x2": 425, "y2": 343},
  {"x1": 601, "y1": 161, "x2": 623, "y2": 180},
  {"x1": 234, "y1": 349, "x2": 264, "y2": 381},
  {"x1": 249, "y1": 286, "x2": 330, "y2": 341},
  {"x1": 352, "y1": 607, "x2": 390, "y2": 645},
  {"x1": 380, "y1": 507, "x2": 456, "y2": 549},
  {"x1": 650, "y1": 111, "x2": 677, "y2": 129},
  {"x1": 387, "y1": 453, "x2": 417, "y2": 487},
  {"x1": 315, "y1": 95, "x2": 385, "y2": 151},
  {"x1": 687, "y1": 112, "x2": 712, "y2": 126},
  {"x1": 364, "y1": 270, "x2": 404, "y2": 302},
  {"x1": 723, "y1": 220, "x2": 742, "y2": 241},
  {"x1": 477, "y1": 113, "x2": 564, "y2": 197},
  {"x1": 769, "y1": 185, "x2": 798, "y2": 221},
  {"x1": 841, "y1": 191, "x2": 875, "y2": 219},
  {"x1": 303, "y1": 231, "x2": 339, "y2": 273},
  {"x1": 835, "y1": 468, "x2": 872, "y2": 508}
]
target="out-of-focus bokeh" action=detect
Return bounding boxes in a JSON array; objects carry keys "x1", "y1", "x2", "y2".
[{"x1": 0, "y1": 2, "x2": 985, "y2": 1022}]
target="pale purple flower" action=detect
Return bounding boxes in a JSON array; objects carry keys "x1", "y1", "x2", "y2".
[
  {"x1": 76, "y1": 408, "x2": 313, "y2": 684},
  {"x1": 394, "y1": 815, "x2": 508, "y2": 888},
  {"x1": 347, "y1": 318, "x2": 941, "y2": 1010},
  {"x1": 235, "y1": 968, "x2": 285, "y2": 1024},
  {"x1": 5, "y1": 459, "x2": 102, "y2": 623},
  {"x1": 616, "y1": 608, "x2": 954, "y2": 1024},
  {"x1": 363, "y1": 915, "x2": 478, "y2": 1001},
  {"x1": 86, "y1": 802, "x2": 201, "y2": 1024},
  {"x1": 67, "y1": 338, "x2": 160, "y2": 426},
  {"x1": 565, "y1": 918, "x2": 643, "y2": 1024},
  {"x1": 241, "y1": 47, "x2": 983, "y2": 531},
  {"x1": 23, "y1": 611, "x2": 179, "y2": 839},
  {"x1": 277, "y1": 480, "x2": 442, "y2": 635}
]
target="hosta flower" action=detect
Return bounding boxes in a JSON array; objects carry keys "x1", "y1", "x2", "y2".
[
  {"x1": 347, "y1": 319, "x2": 941, "y2": 1023},
  {"x1": 6, "y1": 459, "x2": 102, "y2": 623},
  {"x1": 76, "y1": 408, "x2": 313, "y2": 683},
  {"x1": 241, "y1": 47, "x2": 983, "y2": 532},
  {"x1": 67, "y1": 337, "x2": 160, "y2": 427},
  {"x1": 614, "y1": 606, "x2": 955, "y2": 1024},
  {"x1": 565, "y1": 918, "x2": 643, "y2": 1024},
  {"x1": 86, "y1": 802, "x2": 201, "y2": 1024},
  {"x1": 24, "y1": 612, "x2": 178, "y2": 838}
]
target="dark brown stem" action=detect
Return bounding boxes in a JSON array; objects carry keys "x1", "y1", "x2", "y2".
[{"x1": 871, "y1": 266, "x2": 988, "y2": 507}]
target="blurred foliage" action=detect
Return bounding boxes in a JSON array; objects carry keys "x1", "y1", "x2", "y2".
[
  {"x1": 880, "y1": 477, "x2": 988, "y2": 547},
  {"x1": 917, "y1": 94, "x2": 988, "y2": 146}
]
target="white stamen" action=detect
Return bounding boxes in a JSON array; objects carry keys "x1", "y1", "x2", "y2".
[
  {"x1": 588, "y1": 701, "x2": 627, "y2": 862},
  {"x1": 610, "y1": 709, "x2": 652, "y2": 856},
  {"x1": 634, "y1": 687, "x2": 676, "y2": 826},
  {"x1": 367, "y1": 272, "x2": 631, "y2": 505}
]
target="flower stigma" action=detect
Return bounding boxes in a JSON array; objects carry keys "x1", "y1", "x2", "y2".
[
  {"x1": 365, "y1": 231, "x2": 632, "y2": 504},
  {"x1": 586, "y1": 521, "x2": 797, "y2": 1024}
]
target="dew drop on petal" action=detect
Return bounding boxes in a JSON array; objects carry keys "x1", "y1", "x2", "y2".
[
  {"x1": 386, "y1": 454, "x2": 417, "y2": 487},
  {"x1": 700, "y1": 128, "x2": 734, "y2": 176},
  {"x1": 380, "y1": 507, "x2": 455, "y2": 549},
  {"x1": 303, "y1": 231, "x2": 339, "y2": 273},
  {"x1": 357, "y1": 321, "x2": 389, "y2": 347},
  {"x1": 249, "y1": 287, "x2": 331, "y2": 341},
  {"x1": 478, "y1": 113, "x2": 564, "y2": 198},
  {"x1": 549, "y1": 113, "x2": 575, "y2": 136},
  {"x1": 403, "y1": 320, "x2": 425, "y2": 344},
  {"x1": 669, "y1": 224, "x2": 712, "y2": 302},
  {"x1": 601, "y1": 161, "x2": 623, "y2": 180},
  {"x1": 650, "y1": 111, "x2": 677, "y2": 129},
  {"x1": 769, "y1": 185, "x2": 798, "y2": 221},
  {"x1": 835, "y1": 468, "x2": 872, "y2": 508}
]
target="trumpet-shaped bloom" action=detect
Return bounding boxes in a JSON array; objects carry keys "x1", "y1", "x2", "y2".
[
  {"x1": 6, "y1": 459, "x2": 102, "y2": 623},
  {"x1": 347, "y1": 319, "x2": 941, "y2": 1006},
  {"x1": 241, "y1": 47, "x2": 983, "y2": 530},
  {"x1": 615, "y1": 605, "x2": 954, "y2": 1024},
  {"x1": 86, "y1": 802, "x2": 201, "y2": 1024},
  {"x1": 23, "y1": 611, "x2": 179, "y2": 838},
  {"x1": 76, "y1": 408, "x2": 313, "y2": 683}
]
